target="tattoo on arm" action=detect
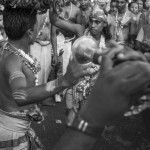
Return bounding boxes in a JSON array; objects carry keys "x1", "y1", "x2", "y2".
[{"x1": 9, "y1": 71, "x2": 25, "y2": 85}]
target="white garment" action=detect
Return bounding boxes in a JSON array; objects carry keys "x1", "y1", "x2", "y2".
[
  {"x1": 0, "y1": 109, "x2": 30, "y2": 150},
  {"x1": 30, "y1": 43, "x2": 52, "y2": 85}
]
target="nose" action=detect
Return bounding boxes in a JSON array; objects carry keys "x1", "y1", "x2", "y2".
[{"x1": 91, "y1": 22, "x2": 96, "y2": 28}]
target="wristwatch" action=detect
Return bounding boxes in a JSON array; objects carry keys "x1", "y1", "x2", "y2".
[{"x1": 67, "y1": 109, "x2": 104, "y2": 138}]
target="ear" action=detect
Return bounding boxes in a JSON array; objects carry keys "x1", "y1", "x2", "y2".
[{"x1": 26, "y1": 28, "x2": 33, "y2": 40}]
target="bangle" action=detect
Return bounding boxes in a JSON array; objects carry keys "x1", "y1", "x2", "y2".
[{"x1": 67, "y1": 111, "x2": 104, "y2": 138}]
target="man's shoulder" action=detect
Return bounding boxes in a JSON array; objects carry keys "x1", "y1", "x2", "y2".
[
  {"x1": 72, "y1": 4, "x2": 81, "y2": 12},
  {"x1": 3, "y1": 52, "x2": 22, "y2": 70}
]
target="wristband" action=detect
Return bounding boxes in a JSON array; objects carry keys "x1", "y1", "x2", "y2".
[{"x1": 67, "y1": 110, "x2": 104, "y2": 138}]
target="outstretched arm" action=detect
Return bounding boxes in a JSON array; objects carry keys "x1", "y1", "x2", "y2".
[{"x1": 5, "y1": 54, "x2": 92, "y2": 106}]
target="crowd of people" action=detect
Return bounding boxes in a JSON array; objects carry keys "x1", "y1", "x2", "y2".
[{"x1": 0, "y1": 0, "x2": 150, "y2": 149}]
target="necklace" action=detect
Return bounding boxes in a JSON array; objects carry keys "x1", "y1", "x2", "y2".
[
  {"x1": 115, "y1": 10, "x2": 127, "y2": 41},
  {"x1": 5, "y1": 42, "x2": 39, "y2": 86},
  {"x1": 62, "y1": 3, "x2": 72, "y2": 21}
]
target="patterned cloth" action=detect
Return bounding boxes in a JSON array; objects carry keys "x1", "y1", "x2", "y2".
[{"x1": 0, "y1": 109, "x2": 44, "y2": 150}]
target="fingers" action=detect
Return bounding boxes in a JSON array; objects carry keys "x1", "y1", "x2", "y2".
[
  {"x1": 118, "y1": 62, "x2": 150, "y2": 94},
  {"x1": 117, "y1": 48, "x2": 147, "y2": 62},
  {"x1": 101, "y1": 45, "x2": 123, "y2": 71}
]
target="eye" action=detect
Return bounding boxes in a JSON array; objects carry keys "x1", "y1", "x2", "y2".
[{"x1": 95, "y1": 20, "x2": 101, "y2": 25}]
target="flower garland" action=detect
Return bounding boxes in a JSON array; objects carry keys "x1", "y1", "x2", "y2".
[{"x1": 0, "y1": 0, "x2": 53, "y2": 10}]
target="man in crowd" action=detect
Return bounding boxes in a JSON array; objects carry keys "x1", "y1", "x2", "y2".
[
  {"x1": 108, "y1": 0, "x2": 136, "y2": 46},
  {"x1": 138, "y1": 0, "x2": 150, "y2": 30},
  {"x1": 51, "y1": 0, "x2": 82, "y2": 102},
  {"x1": 109, "y1": 0, "x2": 118, "y2": 15},
  {"x1": 0, "y1": 6, "x2": 92, "y2": 149},
  {"x1": 79, "y1": 0, "x2": 93, "y2": 28}
]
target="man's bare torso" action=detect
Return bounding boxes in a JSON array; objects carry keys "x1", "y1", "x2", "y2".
[{"x1": 0, "y1": 48, "x2": 35, "y2": 112}]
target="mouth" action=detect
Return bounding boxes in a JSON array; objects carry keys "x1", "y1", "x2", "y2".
[{"x1": 90, "y1": 29, "x2": 97, "y2": 33}]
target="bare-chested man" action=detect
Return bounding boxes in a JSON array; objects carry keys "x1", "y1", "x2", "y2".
[
  {"x1": 108, "y1": 0, "x2": 136, "y2": 46},
  {"x1": 51, "y1": 0, "x2": 82, "y2": 101},
  {"x1": 0, "y1": 6, "x2": 92, "y2": 149},
  {"x1": 51, "y1": 0, "x2": 82, "y2": 73}
]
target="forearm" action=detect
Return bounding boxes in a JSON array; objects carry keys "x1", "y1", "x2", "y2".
[
  {"x1": 53, "y1": 18, "x2": 84, "y2": 37},
  {"x1": 53, "y1": 128, "x2": 97, "y2": 150},
  {"x1": 13, "y1": 76, "x2": 69, "y2": 106},
  {"x1": 51, "y1": 36, "x2": 57, "y2": 56},
  {"x1": 51, "y1": 26, "x2": 58, "y2": 56}
]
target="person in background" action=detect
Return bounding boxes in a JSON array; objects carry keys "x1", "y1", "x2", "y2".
[
  {"x1": 51, "y1": 0, "x2": 82, "y2": 102},
  {"x1": 96, "y1": 0, "x2": 108, "y2": 14},
  {"x1": 108, "y1": 0, "x2": 136, "y2": 46},
  {"x1": 0, "y1": 4, "x2": 6, "y2": 49},
  {"x1": 64, "y1": 8, "x2": 111, "y2": 118},
  {"x1": 79, "y1": 0, "x2": 93, "y2": 29},
  {"x1": 138, "y1": 0, "x2": 150, "y2": 31},
  {"x1": 128, "y1": 2, "x2": 141, "y2": 48},
  {"x1": 109, "y1": 0, "x2": 118, "y2": 15},
  {"x1": 135, "y1": 20, "x2": 150, "y2": 60},
  {"x1": 135, "y1": 0, "x2": 146, "y2": 13}
]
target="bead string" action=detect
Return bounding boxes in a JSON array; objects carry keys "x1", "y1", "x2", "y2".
[
  {"x1": 62, "y1": 2, "x2": 72, "y2": 21},
  {"x1": 115, "y1": 10, "x2": 127, "y2": 41}
]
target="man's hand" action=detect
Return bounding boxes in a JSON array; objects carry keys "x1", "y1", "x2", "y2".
[
  {"x1": 80, "y1": 46, "x2": 150, "y2": 128},
  {"x1": 63, "y1": 56, "x2": 95, "y2": 87}
]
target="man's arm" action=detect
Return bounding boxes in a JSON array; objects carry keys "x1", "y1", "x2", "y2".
[
  {"x1": 5, "y1": 53, "x2": 93, "y2": 106},
  {"x1": 76, "y1": 8, "x2": 82, "y2": 25},
  {"x1": 51, "y1": 25, "x2": 58, "y2": 63},
  {"x1": 50, "y1": 12, "x2": 85, "y2": 38}
]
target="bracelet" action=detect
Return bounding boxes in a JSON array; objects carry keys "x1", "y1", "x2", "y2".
[{"x1": 67, "y1": 111, "x2": 104, "y2": 138}]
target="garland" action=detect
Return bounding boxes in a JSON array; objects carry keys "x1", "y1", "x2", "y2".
[{"x1": 0, "y1": 0, "x2": 53, "y2": 10}]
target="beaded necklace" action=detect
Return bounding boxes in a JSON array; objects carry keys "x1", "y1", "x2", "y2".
[
  {"x1": 5, "y1": 42, "x2": 39, "y2": 86},
  {"x1": 62, "y1": 3, "x2": 73, "y2": 20},
  {"x1": 115, "y1": 10, "x2": 127, "y2": 41}
]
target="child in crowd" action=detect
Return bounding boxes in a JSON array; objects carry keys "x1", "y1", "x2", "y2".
[{"x1": 128, "y1": 2, "x2": 142, "y2": 48}]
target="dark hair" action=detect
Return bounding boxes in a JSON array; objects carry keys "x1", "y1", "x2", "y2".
[
  {"x1": 110, "y1": 0, "x2": 117, "y2": 3},
  {"x1": 3, "y1": 7, "x2": 37, "y2": 40},
  {"x1": 128, "y1": 2, "x2": 138, "y2": 9}
]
